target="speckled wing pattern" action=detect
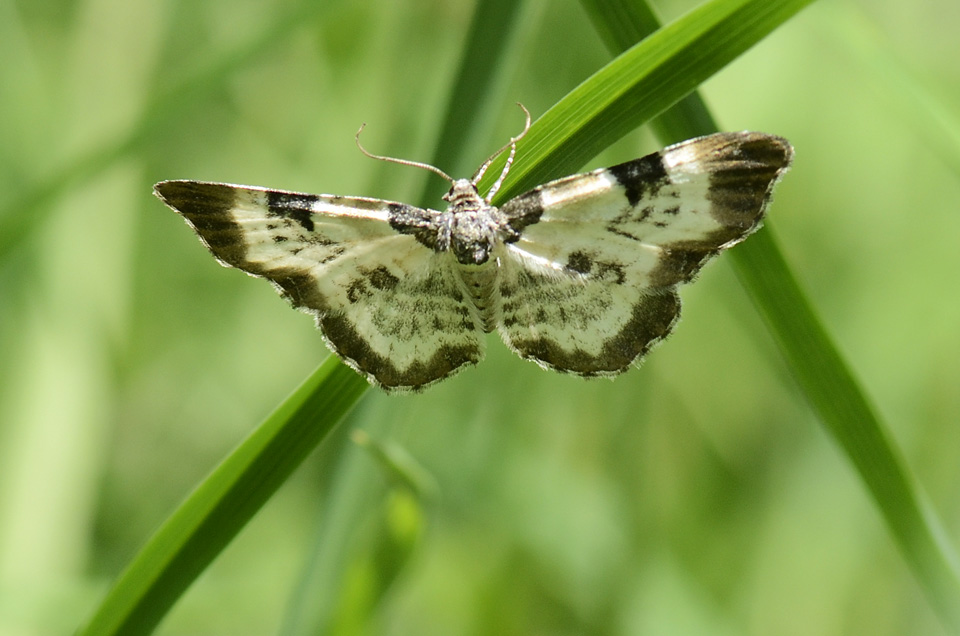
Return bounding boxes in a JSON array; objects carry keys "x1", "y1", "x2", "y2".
[
  {"x1": 496, "y1": 132, "x2": 793, "y2": 375},
  {"x1": 153, "y1": 182, "x2": 484, "y2": 389},
  {"x1": 156, "y1": 131, "x2": 792, "y2": 391}
]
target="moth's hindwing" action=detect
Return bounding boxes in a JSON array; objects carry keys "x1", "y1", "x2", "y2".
[
  {"x1": 497, "y1": 131, "x2": 793, "y2": 375},
  {"x1": 155, "y1": 181, "x2": 484, "y2": 391}
]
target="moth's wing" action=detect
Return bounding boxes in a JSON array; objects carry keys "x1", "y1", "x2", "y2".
[
  {"x1": 155, "y1": 180, "x2": 483, "y2": 391},
  {"x1": 496, "y1": 132, "x2": 793, "y2": 375}
]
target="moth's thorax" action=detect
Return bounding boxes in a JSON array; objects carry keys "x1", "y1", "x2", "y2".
[{"x1": 441, "y1": 179, "x2": 511, "y2": 265}]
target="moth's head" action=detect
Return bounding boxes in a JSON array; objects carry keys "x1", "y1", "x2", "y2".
[{"x1": 443, "y1": 179, "x2": 483, "y2": 205}]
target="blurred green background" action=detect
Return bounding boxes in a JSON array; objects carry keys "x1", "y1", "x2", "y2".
[{"x1": 2, "y1": 0, "x2": 960, "y2": 634}]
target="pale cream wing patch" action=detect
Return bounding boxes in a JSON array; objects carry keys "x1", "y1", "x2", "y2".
[{"x1": 155, "y1": 180, "x2": 483, "y2": 391}]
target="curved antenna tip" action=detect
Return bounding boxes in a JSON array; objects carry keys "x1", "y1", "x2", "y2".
[{"x1": 354, "y1": 122, "x2": 454, "y2": 184}]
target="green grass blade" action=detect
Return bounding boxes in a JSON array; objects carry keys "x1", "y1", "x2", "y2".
[
  {"x1": 581, "y1": 0, "x2": 960, "y2": 631},
  {"x1": 579, "y1": 0, "x2": 719, "y2": 141},
  {"x1": 732, "y1": 230, "x2": 960, "y2": 631},
  {"x1": 76, "y1": 356, "x2": 368, "y2": 636}
]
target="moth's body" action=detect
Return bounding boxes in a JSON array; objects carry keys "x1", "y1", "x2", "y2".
[
  {"x1": 156, "y1": 120, "x2": 793, "y2": 392},
  {"x1": 405, "y1": 178, "x2": 509, "y2": 332},
  {"x1": 458, "y1": 260, "x2": 501, "y2": 333}
]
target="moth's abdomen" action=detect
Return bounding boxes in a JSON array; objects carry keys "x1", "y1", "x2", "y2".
[{"x1": 457, "y1": 261, "x2": 500, "y2": 332}]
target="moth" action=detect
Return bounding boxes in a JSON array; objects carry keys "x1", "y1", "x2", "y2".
[{"x1": 156, "y1": 107, "x2": 793, "y2": 392}]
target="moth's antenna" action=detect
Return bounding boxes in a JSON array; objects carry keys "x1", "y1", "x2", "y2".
[
  {"x1": 355, "y1": 123, "x2": 455, "y2": 184},
  {"x1": 474, "y1": 103, "x2": 532, "y2": 202}
]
